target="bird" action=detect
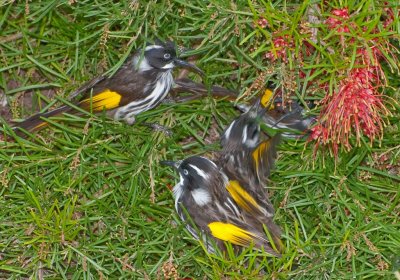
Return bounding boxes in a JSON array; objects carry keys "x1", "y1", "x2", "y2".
[
  {"x1": 162, "y1": 156, "x2": 282, "y2": 256},
  {"x1": 12, "y1": 39, "x2": 205, "y2": 135},
  {"x1": 236, "y1": 89, "x2": 316, "y2": 139},
  {"x1": 219, "y1": 99, "x2": 281, "y2": 213},
  {"x1": 219, "y1": 88, "x2": 316, "y2": 209},
  {"x1": 160, "y1": 92, "x2": 285, "y2": 256}
]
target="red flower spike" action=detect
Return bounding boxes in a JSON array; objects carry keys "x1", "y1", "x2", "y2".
[
  {"x1": 325, "y1": 8, "x2": 351, "y2": 33},
  {"x1": 332, "y1": 8, "x2": 349, "y2": 19},
  {"x1": 264, "y1": 35, "x2": 293, "y2": 62},
  {"x1": 303, "y1": 6, "x2": 398, "y2": 157},
  {"x1": 257, "y1": 17, "x2": 268, "y2": 29},
  {"x1": 310, "y1": 66, "x2": 389, "y2": 156},
  {"x1": 309, "y1": 42, "x2": 393, "y2": 157}
]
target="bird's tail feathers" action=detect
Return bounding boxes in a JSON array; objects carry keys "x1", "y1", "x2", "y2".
[
  {"x1": 171, "y1": 78, "x2": 238, "y2": 101},
  {"x1": 12, "y1": 105, "x2": 71, "y2": 135}
]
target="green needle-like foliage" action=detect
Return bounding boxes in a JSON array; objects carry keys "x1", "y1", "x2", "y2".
[{"x1": 0, "y1": 1, "x2": 399, "y2": 279}]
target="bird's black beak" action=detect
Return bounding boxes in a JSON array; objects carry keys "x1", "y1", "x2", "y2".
[
  {"x1": 173, "y1": 58, "x2": 205, "y2": 77},
  {"x1": 160, "y1": 160, "x2": 181, "y2": 169}
]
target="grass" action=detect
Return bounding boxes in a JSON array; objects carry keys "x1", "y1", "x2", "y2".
[{"x1": 1, "y1": 0, "x2": 399, "y2": 279}]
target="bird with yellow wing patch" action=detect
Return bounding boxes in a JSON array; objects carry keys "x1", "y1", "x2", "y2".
[
  {"x1": 11, "y1": 39, "x2": 205, "y2": 136},
  {"x1": 161, "y1": 156, "x2": 282, "y2": 256},
  {"x1": 220, "y1": 94, "x2": 281, "y2": 188}
]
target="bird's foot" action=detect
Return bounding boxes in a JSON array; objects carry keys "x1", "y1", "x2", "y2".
[{"x1": 142, "y1": 122, "x2": 173, "y2": 137}]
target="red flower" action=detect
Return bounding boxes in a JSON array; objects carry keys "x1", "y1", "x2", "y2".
[
  {"x1": 326, "y1": 17, "x2": 342, "y2": 29},
  {"x1": 382, "y1": 2, "x2": 399, "y2": 29},
  {"x1": 264, "y1": 35, "x2": 293, "y2": 62},
  {"x1": 325, "y1": 8, "x2": 350, "y2": 32},
  {"x1": 331, "y1": 8, "x2": 349, "y2": 18},
  {"x1": 257, "y1": 17, "x2": 268, "y2": 29},
  {"x1": 310, "y1": 64, "x2": 389, "y2": 156}
]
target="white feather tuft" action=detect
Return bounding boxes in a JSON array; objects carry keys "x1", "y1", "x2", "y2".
[
  {"x1": 144, "y1": 45, "x2": 163, "y2": 51},
  {"x1": 223, "y1": 120, "x2": 236, "y2": 141},
  {"x1": 133, "y1": 55, "x2": 153, "y2": 72},
  {"x1": 189, "y1": 164, "x2": 209, "y2": 180},
  {"x1": 191, "y1": 188, "x2": 211, "y2": 206}
]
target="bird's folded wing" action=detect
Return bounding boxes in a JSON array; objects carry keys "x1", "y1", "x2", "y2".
[
  {"x1": 225, "y1": 180, "x2": 262, "y2": 215},
  {"x1": 208, "y1": 221, "x2": 262, "y2": 247},
  {"x1": 79, "y1": 89, "x2": 122, "y2": 111}
]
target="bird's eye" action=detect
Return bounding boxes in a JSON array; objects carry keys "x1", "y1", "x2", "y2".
[
  {"x1": 183, "y1": 169, "x2": 189, "y2": 176},
  {"x1": 163, "y1": 53, "x2": 171, "y2": 60}
]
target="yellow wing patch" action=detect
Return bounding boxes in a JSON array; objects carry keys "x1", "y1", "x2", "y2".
[
  {"x1": 260, "y1": 89, "x2": 274, "y2": 109},
  {"x1": 80, "y1": 89, "x2": 122, "y2": 111},
  {"x1": 226, "y1": 180, "x2": 260, "y2": 213},
  {"x1": 252, "y1": 140, "x2": 271, "y2": 172},
  {"x1": 32, "y1": 121, "x2": 49, "y2": 131},
  {"x1": 208, "y1": 222, "x2": 255, "y2": 246}
]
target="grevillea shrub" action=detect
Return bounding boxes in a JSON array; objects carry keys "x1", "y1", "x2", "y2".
[
  {"x1": 310, "y1": 7, "x2": 397, "y2": 157},
  {"x1": 249, "y1": 2, "x2": 399, "y2": 157}
]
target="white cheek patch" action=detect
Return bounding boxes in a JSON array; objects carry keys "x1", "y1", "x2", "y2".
[
  {"x1": 223, "y1": 120, "x2": 236, "y2": 141},
  {"x1": 242, "y1": 125, "x2": 259, "y2": 148},
  {"x1": 191, "y1": 188, "x2": 211, "y2": 206},
  {"x1": 161, "y1": 62, "x2": 175, "y2": 69},
  {"x1": 245, "y1": 136, "x2": 258, "y2": 148},
  {"x1": 133, "y1": 55, "x2": 153, "y2": 72},
  {"x1": 189, "y1": 164, "x2": 209, "y2": 180}
]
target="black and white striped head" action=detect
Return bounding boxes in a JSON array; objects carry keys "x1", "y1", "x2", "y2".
[
  {"x1": 221, "y1": 105, "x2": 263, "y2": 150},
  {"x1": 162, "y1": 156, "x2": 218, "y2": 207},
  {"x1": 237, "y1": 97, "x2": 316, "y2": 139},
  {"x1": 133, "y1": 40, "x2": 204, "y2": 75}
]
